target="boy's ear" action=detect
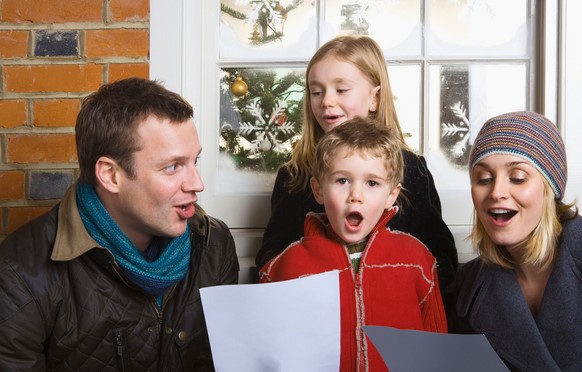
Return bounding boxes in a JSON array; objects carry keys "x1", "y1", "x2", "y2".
[
  {"x1": 95, "y1": 156, "x2": 122, "y2": 194},
  {"x1": 310, "y1": 176, "x2": 325, "y2": 205},
  {"x1": 384, "y1": 183, "x2": 401, "y2": 209}
]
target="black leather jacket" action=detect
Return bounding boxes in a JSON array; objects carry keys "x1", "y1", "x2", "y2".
[{"x1": 0, "y1": 186, "x2": 239, "y2": 371}]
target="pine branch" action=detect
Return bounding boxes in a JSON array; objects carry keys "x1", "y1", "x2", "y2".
[{"x1": 220, "y1": 3, "x2": 247, "y2": 20}]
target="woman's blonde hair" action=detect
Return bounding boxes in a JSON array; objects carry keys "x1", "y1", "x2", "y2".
[
  {"x1": 286, "y1": 35, "x2": 405, "y2": 193},
  {"x1": 470, "y1": 176, "x2": 578, "y2": 270}
]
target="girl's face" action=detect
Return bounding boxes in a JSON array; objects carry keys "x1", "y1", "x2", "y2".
[
  {"x1": 471, "y1": 153, "x2": 546, "y2": 250},
  {"x1": 308, "y1": 55, "x2": 380, "y2": 133}
]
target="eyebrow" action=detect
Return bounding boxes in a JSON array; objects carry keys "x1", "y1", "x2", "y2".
[
  {"x1": 156, "y1": 147, "x2": 202, "y2": 165},
  {"x1": 474, "y1": 159, "x2": 530, "y2": 170},
  {"x1": 309, "y1": 77, "x2": 354, "y2": 86}
]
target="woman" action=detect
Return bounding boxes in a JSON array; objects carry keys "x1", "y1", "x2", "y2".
[{"x1": 455, "y1": 111, "x2": 581, "y2": 371}]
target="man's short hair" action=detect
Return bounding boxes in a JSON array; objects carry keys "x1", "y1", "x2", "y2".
[{"x1": 75, "y1": 77, "x2": 194, "y2": 187}]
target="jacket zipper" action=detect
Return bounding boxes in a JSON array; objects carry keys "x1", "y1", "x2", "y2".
[
  {"x1": 115, "y1": 328, "x2": 126, "y2": 372},
  {"x1": 345, "y1": 234, "x2": 377, "y2": 372}
]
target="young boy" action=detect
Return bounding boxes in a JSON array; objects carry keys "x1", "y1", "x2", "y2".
[{"x1": 259, "y1": 117, "x2": 447, "y2": 372}]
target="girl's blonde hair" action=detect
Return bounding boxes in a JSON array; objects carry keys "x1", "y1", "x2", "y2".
[
  {"x1": 470, "y1": 176, "x2": 578, "y2": 270},
  {"x1": 286, "y1": 35, "x2": 405, "y2": 193}
]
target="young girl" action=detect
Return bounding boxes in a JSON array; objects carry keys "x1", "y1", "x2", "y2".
[
  {"x1": 256, "y1": 35, "x2": 458, "y2": 302},
  {"x1": 455, "y1": 111, "x2": 581, "y2": 371},
  {"x1": 260, "y1": 118, "x2": 447, "y2": 372}
]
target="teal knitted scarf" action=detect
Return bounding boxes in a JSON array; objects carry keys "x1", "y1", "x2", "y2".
[{"x1": 76, "y1": 182, "x2": 191, "y2": 301}]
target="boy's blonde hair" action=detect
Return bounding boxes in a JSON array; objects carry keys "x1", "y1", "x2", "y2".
[
  {"x1": 312, "y1": 117, "x2": 403, "y2": 191},
  {"x1": 470, "y1": 176, "x2": 578, "y2": 270},
  {"x1": 287, "y1": 35, "x2": 405, "y2": 193}
]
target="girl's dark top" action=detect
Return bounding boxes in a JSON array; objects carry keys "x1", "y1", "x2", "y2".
[{"x1": 257, "y1": 150, "x2": 458, "y2": 297}]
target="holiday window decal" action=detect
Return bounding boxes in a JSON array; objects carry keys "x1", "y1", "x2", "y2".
[
  {"x1": 439, "y1": 65, "x2": 471, "y2": 167},
  {"x1": 221, "y1": 0, "x2": 305, "y2": 45},
  {"x1": 220, "y1": 68, "x2": 305, "y2": 173}
]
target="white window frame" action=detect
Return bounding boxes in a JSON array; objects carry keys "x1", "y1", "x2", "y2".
[{"x1": 150, "y1": 0, "x2": 581, "y2": 278}]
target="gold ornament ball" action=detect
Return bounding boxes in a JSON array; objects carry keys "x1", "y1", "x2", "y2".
[{"x1": 231, "y1": 77, "x2": 248, "y2": 97}]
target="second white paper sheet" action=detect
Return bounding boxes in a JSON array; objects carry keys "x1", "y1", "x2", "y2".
[{"x1": 200, "y1": 270, "x2": 341, "y2": 372}]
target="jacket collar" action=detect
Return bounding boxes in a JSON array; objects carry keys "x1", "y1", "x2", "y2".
[
  {"x1": 51, "y1": 182, "x2": 208, "y2": 261},
  {"x1": 51, "y1": 184, "x2": 100, "y2": 261},
  {"x1": 304, "y1": 206, "x2": 399, "y2": 241},
  {"x1": 458, "y1": 261, "x2": 561, "y2": 371}
]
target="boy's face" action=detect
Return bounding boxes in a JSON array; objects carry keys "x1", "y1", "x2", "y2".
[
  {"x1": 310, "y1": 147, "x2": 400, "y2": 244},
  {"x1": 101, "y1": 115, "x2": 204, "y2": 251}
]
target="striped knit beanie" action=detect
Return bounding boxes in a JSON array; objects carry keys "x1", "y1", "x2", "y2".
[{"x1": 469, "y1": 111, "x2": 567, "y2": 200}]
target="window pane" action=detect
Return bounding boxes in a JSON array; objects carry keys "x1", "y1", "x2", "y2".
[
  {"x1": 218, "y1": 67, "x2": 305, "y2": 194},
  {"x1": 325, "y1": 0, "x2": 422, "y2": 56},
  {"x1": 427, "y1": 62, "x2": 527, "y2": 188},
  {"x1": 220, "y1": 0, "x2": 317, "y2": 60},
  {"x1": 428, "y1": 0, "x2": 531, "y2": 57},
  {"x1": 388, "y1": 64, "x2": 421, "y2": 152}
]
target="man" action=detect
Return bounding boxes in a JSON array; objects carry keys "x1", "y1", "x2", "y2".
[{"x1": 0, "y1": 78, "x2": 239, "y2": 371}]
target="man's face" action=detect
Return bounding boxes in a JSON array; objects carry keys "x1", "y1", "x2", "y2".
[{"x1": 109, "y1": 116, "x2": 203, "y2": 250}]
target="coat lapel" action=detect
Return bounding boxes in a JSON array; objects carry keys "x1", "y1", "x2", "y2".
[{"x1": 465, "y1": 264, "x2": 561, "y2": 371}]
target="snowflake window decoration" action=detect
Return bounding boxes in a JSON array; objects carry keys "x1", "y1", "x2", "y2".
[
  {"x1": 442, "y1": 102, "x2": 471, "y2": 159},
  {"x1": 219, "y1": 68, "x2": 305, "y2": 172},
  {"x1": 238, "y1": 100, "x2": 297, "y2": 153}
]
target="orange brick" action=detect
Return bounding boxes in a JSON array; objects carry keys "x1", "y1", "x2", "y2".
[
  {"x1": 110, "y1": 0, "x2": 149, "y2": 22},
  {"x1": 2, "y1": 0, "x2": 102, "y2": 23},
  {"x1": 7, "y1": 206, "x2": 53, "y2": 234},
  {"x1": 0, "y1": 100, "x2": 27, "y2": 128},
  {"x1": 108, "y1": 63, "x2": 149, "y2": 82},
  {"x1": 0, "y1": 31, "x2": 28, "y2": 58},
  {"x1": 33, "y1": 99, "x2": 80, "y2": 128},
  {"x1": 85, "y1": 29, "x2": 149, "y2": 58},
  {"x1": 7, "y1": 133, "x2": 77, "y2": 163},
  {"x1": 5, "y1": 64, "x2": 103, "y2": 93},
  {"x1": 0, "y1": 171, "x2": 25, "y2": 200}
]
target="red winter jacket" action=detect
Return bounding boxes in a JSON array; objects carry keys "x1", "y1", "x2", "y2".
[{"x1": 260, "y1": 208, "x2": 448, "y2": 372}]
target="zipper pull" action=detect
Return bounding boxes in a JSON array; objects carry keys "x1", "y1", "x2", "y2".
[
  {"x1": 355, "y1": 273, "x2": 361, "y2": 290},
  {"x1": 116, "y1": 330, "x2": 123, "y2": 357}
]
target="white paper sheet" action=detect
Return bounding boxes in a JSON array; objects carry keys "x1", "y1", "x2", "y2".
[
  {"x1": 363, "y1": 326, "x2": 510, "y2": 372},
  {"x1": 200, "y1": 270, "x2": 341, "y2": 372}
]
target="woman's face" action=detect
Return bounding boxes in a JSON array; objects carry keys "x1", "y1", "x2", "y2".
[
  {"x1": 471, "y1": 153, "x2": 546, "y2": 250},
  {"x1": 308, "y1": 55, "x2": 379, "y2": 133}
]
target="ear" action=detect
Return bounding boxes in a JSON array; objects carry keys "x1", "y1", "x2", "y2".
[
  {"x1": 384, "y1": 183, "x2": 401, "y2": 209},
  {"x1": 369, "y1": 85, "x2": 381, "y2": 112},
  {"x1": 310, "y1": 176, "x2": 325, "y2": 205},
  {"x1": 95, "y1": 156, "x2": 122, "y2": 194}
]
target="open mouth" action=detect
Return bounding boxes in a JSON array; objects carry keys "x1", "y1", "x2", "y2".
[
  {"x1": 324, "y1": 114, "x2": 340, "y2": 120},
  {"x1": 489, "y1": 208, "x2": 517, "y2": 223},
  {"x1": 177, "y1": 203, "x2": 195, "y2": 219},
  {"x1": 346, "y1": 211, "x2": 363, "y2": 227}
]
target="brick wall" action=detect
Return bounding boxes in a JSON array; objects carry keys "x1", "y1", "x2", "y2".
[{"x1": 0, "y1": 0, "x2": 149, "y2": 242}]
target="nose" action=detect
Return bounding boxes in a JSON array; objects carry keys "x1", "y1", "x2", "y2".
[
  {"x1": 348, "y1": 185, "x2": 363, "y2": 204},
  {"x1": 490, "y1": 178, "x2": 508, "y2": 200},
  {"x1": 321, "y1": 91, "x2": 335, "y2": 108},
  {"x1": 183, "y1": 163, "x2": 204, "y2": 193}
]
